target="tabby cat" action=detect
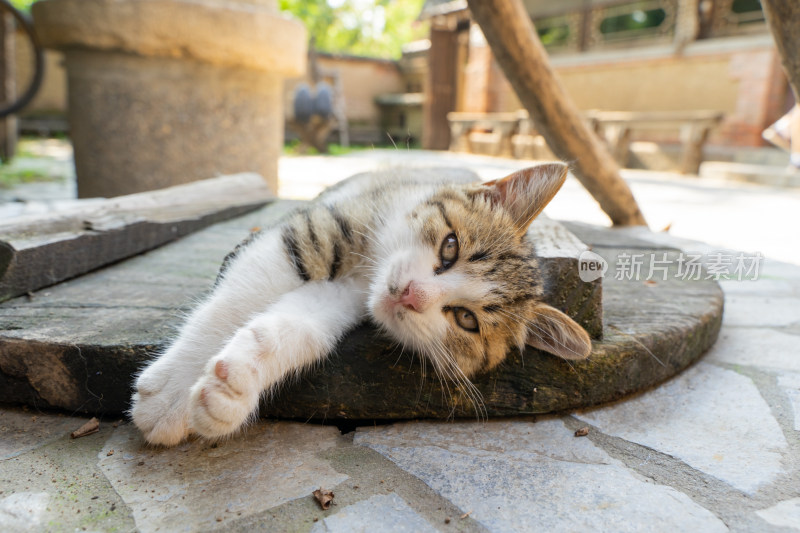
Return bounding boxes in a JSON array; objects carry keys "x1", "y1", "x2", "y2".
[{"x1": 131, "y1": 163, "x2": 592, "y2": 446}]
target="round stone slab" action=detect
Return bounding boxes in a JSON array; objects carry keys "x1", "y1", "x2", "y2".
[{"x1": 0, "y1": 203, "x2": 722, "y2": 419}]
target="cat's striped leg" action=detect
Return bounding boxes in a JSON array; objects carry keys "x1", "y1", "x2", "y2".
[{"x1": 188, "y1": 277, "x2": 367, "y2": 439}]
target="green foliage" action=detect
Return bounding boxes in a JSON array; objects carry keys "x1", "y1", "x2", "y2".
[
  {"x1": 8, "y1": 0, "x2": 37, "y2": 13},
  {"x1": 0, "y1": 166, "x2": 52, "y2": 188},
  {"x1": 599, "y1": 7, "x2": 667, "y2": 35},
  {"x1": 538, "y1": 23, "x2": 570, "y2": 46},
  {"x1": 279, "y1": 0, "x2": 428, "y2": 59}
]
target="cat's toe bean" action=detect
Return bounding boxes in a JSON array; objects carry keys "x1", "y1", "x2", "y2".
[
  {"x1": 189, "y1": 376, "x2": 255, "y2": 438},
  {"x1": 208, "y1": 354, "x2": 261, "y2": 395},
  {"x1": 214, "y1": 360, "x2": 228, "y2": 380}
]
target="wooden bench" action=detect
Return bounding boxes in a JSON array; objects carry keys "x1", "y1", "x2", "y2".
[
  {"x1": 446, "y1": 111, "x2": 524, "y2": 157},
  {"x1": 447, "y1": 109, "x2": 724, "y2": 174},
  {"x1": 585, "y1": 110, "x2": 724, "y2": 175}
]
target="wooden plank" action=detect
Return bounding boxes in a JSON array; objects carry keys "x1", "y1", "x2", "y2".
[
  {"x1": 584, "y1": 110, "x2": 723, "y2": 174},
  {"x1": 585, "y1": 110, "x2": 724, "y2": 127},
  {"x1": 0, "y1": 173, "x2": 272, "y2": 302}
]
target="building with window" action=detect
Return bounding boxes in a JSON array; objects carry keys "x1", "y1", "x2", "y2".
[{"x1": 419, "y1": 0, "x2": 789, "y2": 155}]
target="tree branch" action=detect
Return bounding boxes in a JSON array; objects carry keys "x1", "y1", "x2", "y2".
[{"x1": 466, "y1": 0, "x2": 648, "y2": 226}]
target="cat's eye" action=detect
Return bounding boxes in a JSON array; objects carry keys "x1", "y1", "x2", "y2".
[
  {"x1": 452, "y1": 307, "x2": 479, "y2": 332},
  {"x1": 438, "y1": 232, "x2": 459, "y2": 270}
]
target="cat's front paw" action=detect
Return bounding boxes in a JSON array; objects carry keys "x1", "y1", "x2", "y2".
[
  {"x1": 188, "y1": 329, "x2": 264, "y2": 439},
  {"x1": 131, "y1": 365, "x2": 192, "y2": 447}
]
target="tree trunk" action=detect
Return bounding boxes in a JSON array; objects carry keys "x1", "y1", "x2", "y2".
[
  {"x1": 465, "y1": 0, "x2": 647, "y2": 227},
  {"x1": 761, "y1": 0, "x2": 800, "y2": 101}
]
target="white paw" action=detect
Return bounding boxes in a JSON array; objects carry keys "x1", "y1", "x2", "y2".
[
  {"x1": 130, "y1": 362, "x2": 193, "y2": 447},
  {"x1": 188, "y1": 329, "x2": 264, "y2": 439}
]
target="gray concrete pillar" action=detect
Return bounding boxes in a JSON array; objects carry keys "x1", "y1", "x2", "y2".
[{"x1": 32, "y1": 0, "x2": 306, "y2": 197}]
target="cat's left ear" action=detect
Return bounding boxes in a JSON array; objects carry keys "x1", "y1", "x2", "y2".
[
  {"x1": 473, "y1": 162, "x2": 568, "y2": 235},
  {"x1": 526, "y1": 303, "x2": 592, "y2": 361}
]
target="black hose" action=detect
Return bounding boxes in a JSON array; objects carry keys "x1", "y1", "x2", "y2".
[{"x1": 0, "y1": 0, "x2": 43, "y2": 118}]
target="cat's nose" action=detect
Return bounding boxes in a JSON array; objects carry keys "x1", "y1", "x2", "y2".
[{"x1": 398, "y1": 281, "x2": 423, "y2": 312}]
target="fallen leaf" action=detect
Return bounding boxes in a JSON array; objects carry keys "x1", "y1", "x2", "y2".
[
  {"x1": 574, "y1": 427, "x2": 589, "y2": 437},
  {"x1": 643, "y1": 280, "x2": 658, "y2": 287},
  {"x1": 313, "y1": 488, "x2": 334, "y2": 510},
  {"x1": 70, "y1": 417, "x2": 100, "y2": 439}
]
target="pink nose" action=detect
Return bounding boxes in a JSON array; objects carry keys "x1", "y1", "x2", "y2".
[{"x1": 398, "y1": 282, "x2": 422, "y2": 312}]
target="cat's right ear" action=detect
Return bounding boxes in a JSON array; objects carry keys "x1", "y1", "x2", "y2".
[
  {"x1": 525, "y1": 303, "x2": 592, "y2": 361},
  {"x1": 471, "y1": 162, "x2": 568, "y2": 235}
]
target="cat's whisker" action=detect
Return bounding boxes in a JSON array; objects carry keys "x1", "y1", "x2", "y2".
[
  {"x1": 348, "y1": 252, "x2": 378, "y2": 265},
  {"x1": 352, "y1": 229, "x2": 387, "y2": 252},
  {"x1": 608, "y1": 325, "x2": 665, "y2": 367},
  {"x1": 427, "y1": 339, "x2": 486, "y2": 421}
]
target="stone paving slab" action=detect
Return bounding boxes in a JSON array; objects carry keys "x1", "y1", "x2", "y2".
[
  {"x1": 706, "y1": 328, "x2": 800, "y2": 373},
  {"x1": 355, "y1": 419, "x2": 728, "y2": 532},
  {"x1": 0, "y1": 409, "x2": 88, "y2": 460},
  {"x1": 777, "y1": 373, "x2": 800, "y2": 431},
  {"x1": 310, "y1": 493, "x2": 438, "y2": 533},
  {"x1": 756, "y1": 497, "x2": 800, "y2": 530},
  {"x1": 0, "y1": 413, "x2": 134, "y2": 532},
  {"x1": 98, "y1": 422, "x2": 349, "y2": 532},
  {"x1": 576, "y1": 362, "x2": 788, "y2": 495}
]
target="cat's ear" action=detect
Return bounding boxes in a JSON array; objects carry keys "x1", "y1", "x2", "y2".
[
  {"x1": 526, "y1": 303, "x2": 592, "y2": 361},
  {"x1": 474, "y1": 162, "x2": 568, "y2": 234}
]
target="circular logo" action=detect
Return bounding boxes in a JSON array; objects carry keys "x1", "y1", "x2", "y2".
[{"x1": 578, "y1": 250, "x2": 608, "y2": 282}]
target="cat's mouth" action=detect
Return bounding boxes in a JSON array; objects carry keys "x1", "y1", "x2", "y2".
[
  {"x1": 375, "y1": 292, "x2": 410, "y2": 322},
  {"x1": 372, "y1": 290, "x2": 427, "y2": 334}
]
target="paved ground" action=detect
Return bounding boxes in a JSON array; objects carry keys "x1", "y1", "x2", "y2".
[{"x1": 2, "y1": 146, "x2": 800, "y2": 532}]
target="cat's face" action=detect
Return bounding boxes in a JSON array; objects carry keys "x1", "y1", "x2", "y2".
[{"x1": 368, "y1": 163, "x2": 592, "y2": 381}]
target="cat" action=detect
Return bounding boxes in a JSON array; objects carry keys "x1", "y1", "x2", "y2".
[{"x1": 130, "y1": 162, "x2": 592, "y2": 446}]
